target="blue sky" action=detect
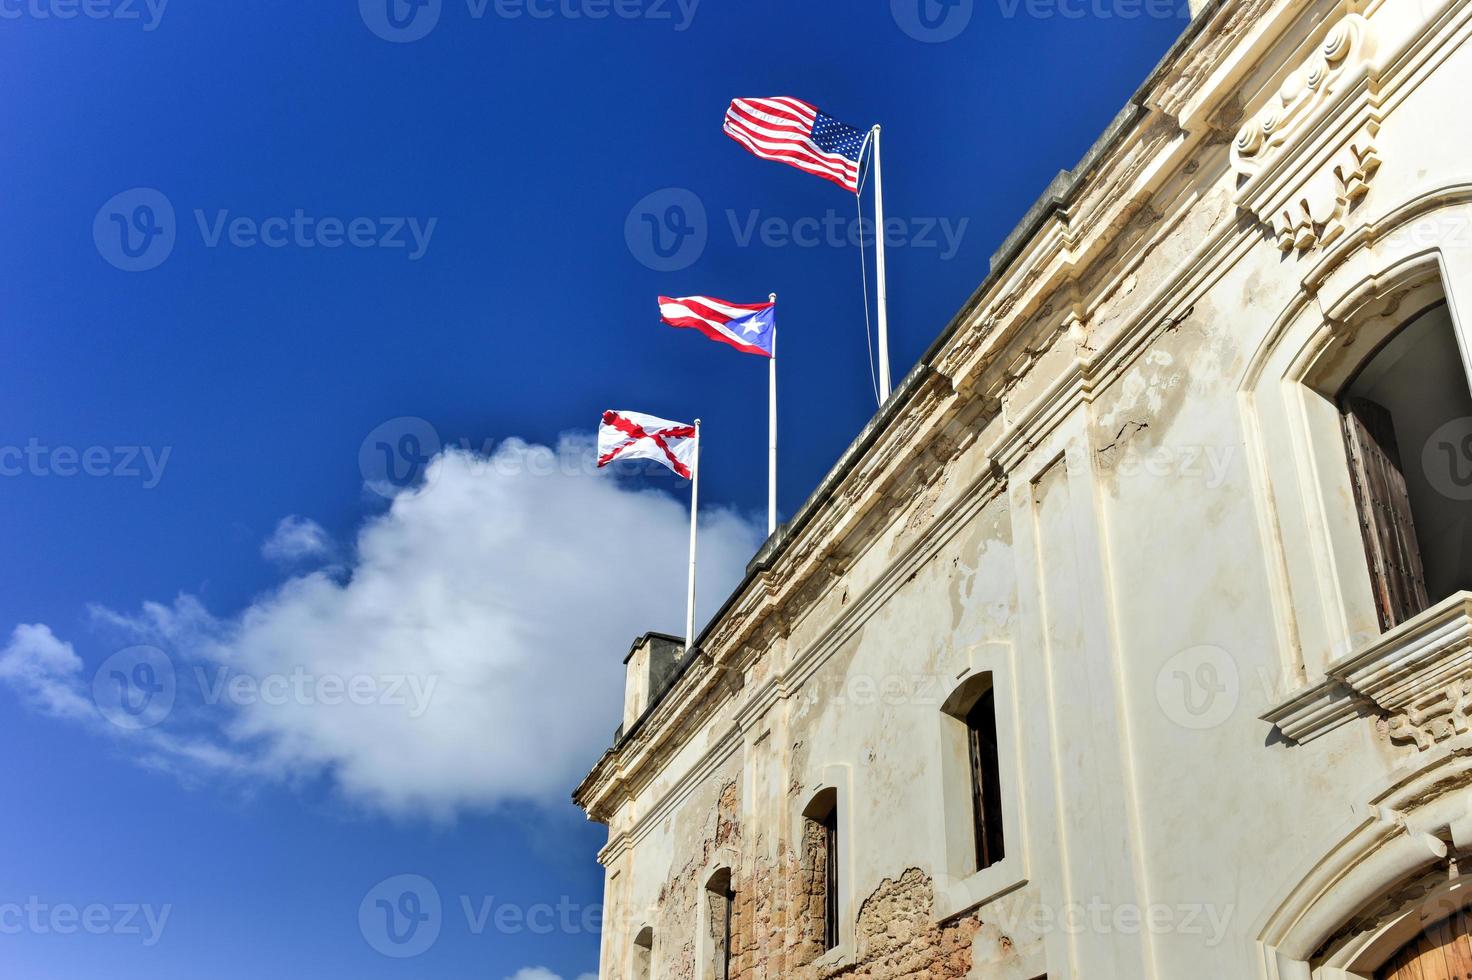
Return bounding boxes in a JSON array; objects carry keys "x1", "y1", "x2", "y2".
[{"x1": 0, "y1": 2, "x2": 1186, "y2": 977}]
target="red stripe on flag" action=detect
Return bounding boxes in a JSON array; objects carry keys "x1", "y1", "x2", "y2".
[{"x1": 598, "y1": 411, "x2": 695, "y2": 479}]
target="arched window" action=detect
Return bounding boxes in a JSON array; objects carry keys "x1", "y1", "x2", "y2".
[
  {"x1": 632, "y1": 925, "x2": 654, "y2": 980},
  {"x1": 802, "y1": 789, "x2": 839, "y2": 952},
  {"x1": 943, "y1": 674, "x2": 1006, "y2": 873},
  {"x1": 704, "y1": 868, "x2": 735, "y2": 980},
  {"x1": 1340, "y1": 302, "x2": 1472, "y2": 630}
]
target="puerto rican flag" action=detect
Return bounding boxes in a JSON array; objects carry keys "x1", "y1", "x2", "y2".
[
  {"x1": 659, "y1": 295, "x2": 776, "y2": 358},
  {"x1": 597, "y1": 410, "x2": 697, "y2": 480}
]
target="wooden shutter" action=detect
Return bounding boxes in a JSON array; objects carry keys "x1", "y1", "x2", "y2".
[
  {"x1": 1378, "y1": 911, "x2": 1472, "y2": 978},
  {"x1": 1343, "y1": 397, "x2": 1431, "y2": 629},
  {"x1": 968, "y1": 689, "x2": 1006, "y2": 871}
]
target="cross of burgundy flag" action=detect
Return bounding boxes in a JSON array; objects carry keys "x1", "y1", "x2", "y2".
[
  {"x1": 658, "y1": 295, "x2": 776, "y2": 358},
  {"x1": 597, "y1": 410, "x2": 698, "y2": 480},
  {"x1": 724, "y1": 97, "x2": 867, "y2": 194}
]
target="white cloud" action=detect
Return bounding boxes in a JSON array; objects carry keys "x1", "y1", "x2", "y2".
[
  {"x1": 0, "y1": 624, "x2": 93, "y2": 720},
  {"x1": 260, "y1": 515, "x2": 333, "y2": 565},
  {"x1": 3, "y1": 438, "x2": 763, "y2": 819},
  {"x1": 506, "y1": 970, "x2": 597, "y2": 980}
]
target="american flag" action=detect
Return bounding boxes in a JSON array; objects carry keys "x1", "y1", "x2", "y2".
[{"x1": 724, "y1": 97, "x2": 867, "y2": 194}]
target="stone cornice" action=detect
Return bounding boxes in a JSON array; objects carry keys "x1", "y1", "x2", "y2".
[{"x1": 1263, "y1": 594, "x2": 1472, "y2": 745}]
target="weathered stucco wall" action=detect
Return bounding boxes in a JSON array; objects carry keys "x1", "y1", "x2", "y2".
[{"x1": 579, "y1": 2, "x2": 1472, "y2": 977}]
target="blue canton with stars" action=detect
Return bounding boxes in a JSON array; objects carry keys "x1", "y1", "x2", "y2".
[{"x1": 811, "y1": 111, "x2": 867, "y2": 164}]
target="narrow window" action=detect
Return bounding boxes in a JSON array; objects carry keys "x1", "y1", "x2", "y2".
[
  {"x1": 632, "y1": 925, "x2": 653, "y2": 980},
  {"x1": 705, "y1": 869, "x2": 735, "y2": 980},
  {"x1": 822, "y1": 806, "x2": 838, "y2": 951},
  {"x1": 803, "y1": 790, "x2": 839, "y2": 953},
  {"x1": 967, "y1": 687, "x2": 1006, "y2": 871},
  {"x1": 1342, "y1": 303, "x2": 1472, "y2": 629}
]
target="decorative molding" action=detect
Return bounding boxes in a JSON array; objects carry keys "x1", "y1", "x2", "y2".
[
  {"x1": 1335, "y1": 594, "x2": 1472, "y2": 751},
  {"x1": 1260, "y1": 676, "x2": 1362, "y2": 744},
  {"x1": 1262, "y1": 594, "x2": 1472, "y2": 747},
  {"x1": 1231, "y1": 14, "x2": 1383, "y2": 254}
]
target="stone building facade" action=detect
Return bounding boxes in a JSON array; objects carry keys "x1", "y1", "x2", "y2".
[{"x1": 574, "y1": 1, "x2": 1472, "y2": 977}]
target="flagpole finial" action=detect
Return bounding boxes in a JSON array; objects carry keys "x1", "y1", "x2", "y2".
[{"x1": 769, "y1": 293, "x2": 777, "y2": 303}]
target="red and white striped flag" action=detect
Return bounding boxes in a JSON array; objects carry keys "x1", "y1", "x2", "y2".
[
  {"x1": 597, "y1": 410, "x2": 698, "y2": 480},
  {"x1": 658, "y1": 295, "x2": 776, "y2": 358},
  {"x1": 724, "y1": 97, "x2": 867, "y2": 194}
]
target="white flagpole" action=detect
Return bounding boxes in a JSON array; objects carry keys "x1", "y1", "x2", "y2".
[
  {"x1": 871, "y1": 125, "x2": 893, "y2": 401},
  {"x1": 686, "y1": 419, "x2": 702, "y2": 654},
  {"x1": 768, "y1": 293, "x2": 778, "y2": 537}
]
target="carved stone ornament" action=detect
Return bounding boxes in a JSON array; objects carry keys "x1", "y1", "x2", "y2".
[
  {"x1": 1263, "y1": 595, "x2": 1472, "y2": 747},
  {"x1": 1231, "y1": 15, "x2": 1382, "y2": 254},
  {"x1": 1386, "y1": 676, "x2": 1472, "y2": 750}
]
